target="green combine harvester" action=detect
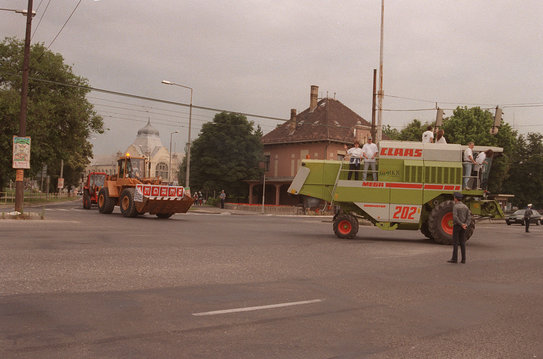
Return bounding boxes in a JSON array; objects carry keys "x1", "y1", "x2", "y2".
[{"x1": 288, "y1": 141, "x2": 504, "y2": 244}]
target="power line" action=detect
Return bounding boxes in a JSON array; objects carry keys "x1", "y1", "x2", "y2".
[
  {"x1": 31, "y1": 0, "x2": 52, "y2": 41},
  {"x1": 24, "y1": 75, "x2": 288, "y2": 121},
  {"x1": 47, "y1": 0, "x2": 82, "y2": 49}
]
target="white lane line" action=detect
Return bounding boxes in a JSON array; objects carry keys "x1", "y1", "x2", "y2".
[{"x1": 192, "y1": 298, "x2": 324, "y2": 317}]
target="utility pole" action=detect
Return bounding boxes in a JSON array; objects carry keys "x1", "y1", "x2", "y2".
[
  {"x1": 14, "y1": 0, "x2": 34, "y2": 213},
  {"x1": 376, "y1": 0, "x2": 385, "y2": 143},
  {"x1": 371, "y1": 69, "x2": 377, "y2": 140}
]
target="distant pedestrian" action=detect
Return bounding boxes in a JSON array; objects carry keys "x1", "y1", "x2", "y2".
[
  {"x1": 422, "y1": 126, "x2": 434, "y2": 143},
  {"x1": 448, "y1": 192, "x2": 471, "y2": 264},
  {"x1": 219, "y1": 190, "x2": 226, "y2": 209},
  {"x1": 524, "y1": 204, "x2": 534, "y2": 233},
  {"x1": 435, "y1": 129, "x2": 447, "y2": 144},
  {"x1": 198, "y1": 191, "x2": 203, "y2": 206},
  {"x1": 193, "y1": 191, "x2": 199, "y2": 205}
]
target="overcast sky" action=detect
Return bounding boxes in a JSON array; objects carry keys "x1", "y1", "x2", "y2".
[{"x1": 2, "y1": 0, "x2": 542, "y2": 155}]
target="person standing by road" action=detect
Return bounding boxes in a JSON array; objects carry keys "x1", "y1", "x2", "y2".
[
  {"x1": 463, "y1": 142, "x2": 477, "y2": 189},
  {"x1": 448, "y1": 192, "x2": 471, "y2": 264},
  {"x1": 219, "y1": 190, "x2": 226, "y2": 209},
  {"x1": 422, "y1": 126, "x2": 434, "y2": 143},
  {"x1": 524, "y1": 204, "x2": 534, "y2": 233},
  {"x1": 344, "y1": 141, "x2": 364, "y2": 180},
  {"x1": 361, "y1": 137, "x2": 378, "y2": 181}
]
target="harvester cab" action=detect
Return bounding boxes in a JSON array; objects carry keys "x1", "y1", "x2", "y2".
[{"x1": 288, "y1": 141, "x2": 505, "y2": 244}]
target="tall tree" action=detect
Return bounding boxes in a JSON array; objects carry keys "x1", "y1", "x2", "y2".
[
  {"x1": 501, "y1": 133, "x2": 543, "y2": 208},
  {"x1": 0, "y1": 37, "x2": 103, "y2": 192},
  {"x1": 178, "y1": 112, "x2": 263, "y2": 202},
  {"x1": 383, "y1": 119, "x2": 429, "y2": 141}
]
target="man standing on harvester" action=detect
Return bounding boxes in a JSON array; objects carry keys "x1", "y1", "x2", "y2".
[{"x1": 362, "y1": 137, "x2": 378, "y2": 181}]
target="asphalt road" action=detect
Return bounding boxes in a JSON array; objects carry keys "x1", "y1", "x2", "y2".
[{"x1": 1, "y1": 201, "x2": 542, "y2": 359}]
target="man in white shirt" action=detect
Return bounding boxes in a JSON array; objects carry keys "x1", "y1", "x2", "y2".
[
  {"x1": 463, "y1": 142, "x2": 476, "y2": 189},
  {"x1": 362, "y1": 137, "x2": 378, "y2": 181},
  {"x1": 422, "y1": 126, "x2": 434, "y2": 143},
  {"x1": 344, "y1": 141, "x2": 364, "y2": 180}
]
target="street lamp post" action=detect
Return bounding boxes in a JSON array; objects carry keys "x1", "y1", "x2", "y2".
[
  {"x1": 162, "y1": 80, "x2": 193, "y2": 188},
  {"x1": 169, "y1": 130, "x2": 179, "y2": 184},
  {"x1": 12, "y1": 0, "x2": 34, "y2": 213}
]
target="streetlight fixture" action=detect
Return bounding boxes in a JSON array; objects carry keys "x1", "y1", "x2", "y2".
[
  {"x1": 169, "y1": 130, "x2": 179, "y2": 184},
  {"x1": 161, "y1": 80, "x2": 193, "y2": 188}
]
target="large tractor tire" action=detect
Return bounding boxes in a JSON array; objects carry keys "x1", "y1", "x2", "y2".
[
  {"x1": 156, "y1": 213, "x2": 174, "y2": 219},
  {"x1": 333, "y1": 214, "x2": 359, "y2": 239},
  {"x1": 83, "y1": 190, "x2": 91, "y2": 209},
  {"x1": 120, "y1": 188, "x2": 138, "y2": 218},
  {"x1": 428, "y1": 200, "x2": 475, "y2": 245},
  {"x1": 420, "y1": 221, "x2": 433, "y2": 240},
  {"x1": 98, "y1": 188, "x2": 115, "y2": 214}
]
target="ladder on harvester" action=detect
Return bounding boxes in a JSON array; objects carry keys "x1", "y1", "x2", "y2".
[{"x1": 328, "y1": 161, "x2": 349, "y2": 207}]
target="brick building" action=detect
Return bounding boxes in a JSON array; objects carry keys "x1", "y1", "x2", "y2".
[{"x1": 247, "y1": 85, "x2": 373, "y2": 205}]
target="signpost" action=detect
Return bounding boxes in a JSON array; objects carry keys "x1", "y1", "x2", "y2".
[{"x1": 12, "y1": 136, "x2": 31, "y2": 169}]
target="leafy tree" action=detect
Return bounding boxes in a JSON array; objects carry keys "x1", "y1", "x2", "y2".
[
  {"x1": 382, "y1": 124, "x2": 400, "y2": 140},
  {"x1": 0, "y1": 37, "x2": 103, "y2": 192},
  {"x1": 383, "y1": 119, "x2": 430, "y2": 141},
  {"x1": 501, "y1": 133, "x2": 543, "y2": 208},
  {"x1": 178, "y1": 112, "x2": 263, "y2": 202}
]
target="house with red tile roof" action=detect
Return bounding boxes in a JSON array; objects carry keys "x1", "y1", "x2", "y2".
[{"x1": 247, "y1": 85, "x2": 374, "y2": 206}]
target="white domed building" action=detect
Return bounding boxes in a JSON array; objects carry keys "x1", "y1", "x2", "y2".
[{"x1": 87, "y1": 120, "x2": 183, "y2": 184}]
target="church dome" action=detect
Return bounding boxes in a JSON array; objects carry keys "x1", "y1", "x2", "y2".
[{"x1": 137, "y1": 119, "x2": 160, "y2": 137}]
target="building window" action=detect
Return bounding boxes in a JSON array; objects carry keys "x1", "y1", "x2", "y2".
[
  {"x1": 156, "y1": 162, "x2": 169, "y2": 180},
  {"x1": 264, "y1": 155, "x2": 270, "y2": 172}
]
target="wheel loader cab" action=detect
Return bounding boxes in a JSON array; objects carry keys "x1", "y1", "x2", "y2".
[{"x1": 117, "y1": 155, "x2": 146, "y2": 179}]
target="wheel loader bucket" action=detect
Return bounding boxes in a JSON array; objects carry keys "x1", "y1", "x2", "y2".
[{"x1": 133, "y1": 184, "x2": 194, "y2": 215}]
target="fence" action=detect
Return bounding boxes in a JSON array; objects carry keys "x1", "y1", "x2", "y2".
[{"x1": 0, "y1": 192, "x2": 76, "y2": 205}]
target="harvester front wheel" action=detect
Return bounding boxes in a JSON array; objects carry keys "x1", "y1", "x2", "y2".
[
  {"x1": 120, "y1": 188, "x2": 138, "y2": 218},
  {"x1": 83, "y1": 190, "x2": 91, "y2": 209},
  {"x1": 98, "y1": 188, "x2": 115, "y2": 214},
  {"x1": 333, "y1": 214, "x2": 359, "y2": 239},
  {"x1": 428, "y1": 200, "x2": 475, "y2": 245},
  {"x1": 156, "y1": 213, "x2": 174, "y2": 219},
  {"x1": 420, "y1": 221, "x2": 432, "y2": 240}
]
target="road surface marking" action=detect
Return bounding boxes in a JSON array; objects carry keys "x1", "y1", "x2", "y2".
[{"x1": 192, "y1": 299, "x2": 323, "y2": 316}]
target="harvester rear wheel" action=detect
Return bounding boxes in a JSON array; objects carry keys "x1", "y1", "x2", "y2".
[
  {"x1": 156, "y1": 213, "x2": 174, "y2": 219},
  {"x1": 120, "y1": 188, "x2": 138, "y2": 217},
  {"x1": 98, "y1": 188, "x2": 115, "y2": 214},
  {"x1": 428, "y1": 200, "x2": 475, "y2": 245},
  {"x1": 333, "y1": 214, "x2": 359, "y2": 239},
  {"x1": 83, "y1": 190, "x2": 91, "y2": 209}
]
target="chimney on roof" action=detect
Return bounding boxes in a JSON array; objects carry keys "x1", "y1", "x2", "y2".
[
  {"x1": 289, "y1": 109, "x2": 297, "y2": 132},
  {"x1": 310, "y1": 85, "x2": 318, "y2": 112}
]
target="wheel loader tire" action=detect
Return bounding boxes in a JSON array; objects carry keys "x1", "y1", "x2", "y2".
[
  {"x1": 156, "y1": 213, "x2": 174, "y2": 219},
  {"x1": 420, "y1": 221, "x2": 433, "y2": 239},
  {"x1": 83, "y1": 190, "x2": 91, "y2": 209},
  {"x1": 98, "y1": 188, "x2": 115, "y2": 214},
  {"x1": 428, "y1": 200, "x2": 474, "y2": 245},
  {"x1": 333, "y1": 214, "x2": 359, "y2": 239},
  {"x1": 120, "y1": 188, "x2": 138, "y2": 218}
]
